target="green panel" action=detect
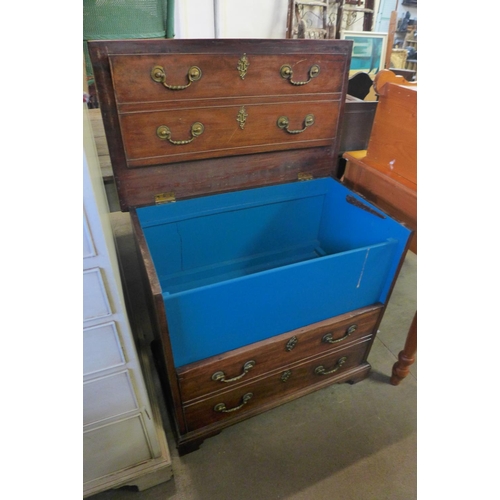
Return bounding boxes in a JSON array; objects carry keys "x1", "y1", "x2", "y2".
[
  {"x1": 83, "y1": 0, "x2": 174, "y2": 82},
  {"x1": 83, "y1": 0, "x2": 168, "y2": 40}
]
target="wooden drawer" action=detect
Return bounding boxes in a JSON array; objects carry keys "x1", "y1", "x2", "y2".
[
  {"x1": 177, "y1": 304, "x2": 381, "y2": 403},
  {"x1": 182, "y1": 338, "x2": 370, "y2": 432},
  {"x1": 109, "y1": 53, "x2": 346, "y2": 104},
  {"x1": 119, "y1": 100, "x2": 340, "y2": 168}
]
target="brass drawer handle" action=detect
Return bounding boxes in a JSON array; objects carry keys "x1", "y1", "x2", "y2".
[
  {"x1": 214, "y1": 392, "x2": 253, "y2": 413},
  {"x1": 212, "y1": 360, "x2": 256, "y2": 383},
  {"x1": 150, "y1": 65, "x2": 202, "y2": 90},
  {"x1": 314, "y1": 356, "x2": 348, "y2": 376},
  {"x1": 277, "y1": 114, "x2": 314, "y2": 134},
  {"x1": 322, "y1": 325, "x2": 357, "y2": 344},
  {"x1": 280, "y1": 64, "x2": 320, "y2": 86},
  {"x1": 156, "y1": 122, "x2": 204, "y2": 145}
]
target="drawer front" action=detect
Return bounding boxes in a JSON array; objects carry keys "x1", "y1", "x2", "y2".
[
  {"x1": 83, "y1": 415, "x2": 153, "y2": 483},
  {"x1": 83, "y1": 268, "x2": 112, "y2": 322},
  {"x1": 109, "y1": 53, "x2": 346, "y2": 104},
  {"x1": 178, "y1": 305, "x2": 381, "y2": 403},
  {"x1": 83, "y1": 371, "x2": 139, "y2": 425},
  {"x1": 83, "y1": 322, "x2": 125, "y2": 376},
  {"x1": 119, "y1": 100, "x2": 340, "y2": 168},
  {"x1": 182, "y1": 338, "x2": 370, "y2": 432}
]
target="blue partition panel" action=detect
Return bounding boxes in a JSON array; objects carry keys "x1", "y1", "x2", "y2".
[{"x1": 137, "y1": 177, "x2": 412, "y2": 367}]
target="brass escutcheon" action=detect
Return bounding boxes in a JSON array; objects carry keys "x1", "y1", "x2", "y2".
[
  {"x1": 281, "y1": 370, "x2": 292, "y2": 382},
  {"x1": 237, "y1": 53, "x2": 250, "y2": 79},
  {"x1": 236, "y1": 106, "x2": 248, "y2": 130}
]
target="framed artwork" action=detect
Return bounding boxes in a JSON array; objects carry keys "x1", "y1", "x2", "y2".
[
  {"x1": 286, "y1": 1, "x2": 337, "y2": 39},
  {"x1": 341, "y1": 31, "x2": 388, "y2": 77}
]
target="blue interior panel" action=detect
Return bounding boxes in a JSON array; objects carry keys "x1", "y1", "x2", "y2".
[{"x1": 137, "y1": 177, "x2": 411, "y2": 367}]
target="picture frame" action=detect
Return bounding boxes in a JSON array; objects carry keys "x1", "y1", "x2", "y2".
[
  {"x1": 286, "y1": 1, "x2": 336, "y2": 39},
  {"x1": 341, "y1": 31, "x2": 388, "y2": 77}
]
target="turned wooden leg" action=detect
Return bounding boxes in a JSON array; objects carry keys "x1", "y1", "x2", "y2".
[{"x1": 390, "y1": 312, "x2": 417, "y2": 386}]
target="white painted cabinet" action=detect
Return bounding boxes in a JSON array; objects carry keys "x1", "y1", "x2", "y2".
[{"x1": 83, "y1": 106, "x2": 172, "y2": 497}]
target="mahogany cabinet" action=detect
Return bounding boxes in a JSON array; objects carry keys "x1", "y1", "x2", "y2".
[{"x1": 89, "y1": 39, "x2": 412, "y2": 455}]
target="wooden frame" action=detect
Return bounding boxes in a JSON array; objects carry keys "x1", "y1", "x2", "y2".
[
  {"x1": 341, "y1": 30, "x2": 388, "y2": 77},
  {"x1": 286, "y1": 0, "x2": 336, "y2": 39}
]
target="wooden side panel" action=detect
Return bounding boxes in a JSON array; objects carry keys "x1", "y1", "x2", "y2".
[
  {"x1": 339, "y1": 96, "x2": 377, "y2": 153},
  {"x1": 364, "y1": 84, "x2": 417, "y2": 184},
  {"x1": 129, "y1": 210, "x2": 187, "y2": 435},
  {"x1": 343, "y1": 155, "x2": 417, "y2": 253},
  {"x1": 343, "y1": 153, "x2": 416, "y2": 224}
]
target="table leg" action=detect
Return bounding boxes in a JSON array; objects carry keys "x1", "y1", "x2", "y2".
[{"x1": 390, "y1": 311, "x2": 417, "y2": 385}]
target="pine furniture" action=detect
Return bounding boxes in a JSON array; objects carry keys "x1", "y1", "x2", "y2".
[{"x1": 342, "y1": 69, "x2": 417, "y2": 385}]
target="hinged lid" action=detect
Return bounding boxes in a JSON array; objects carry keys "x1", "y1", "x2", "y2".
[{"x1": 88, "y1": 39, "x2": 352, "y2": 211}]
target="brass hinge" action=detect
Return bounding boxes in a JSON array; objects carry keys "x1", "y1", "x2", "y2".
[
  {"x1": 298, "y1": 172, "x2": 313, "y2": 181},
  {"x1": 155, "y1": 191, "x2": 176, "y2": 204}
]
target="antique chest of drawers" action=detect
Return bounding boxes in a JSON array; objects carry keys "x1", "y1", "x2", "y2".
[{"x1": 89, "y1": 39, "x2": 412, "y2": 455}]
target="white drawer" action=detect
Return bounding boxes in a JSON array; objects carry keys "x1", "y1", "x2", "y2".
[
  {"x1": 83, "y1": 268, "x2": 112, "y2": 321},
  {"x1": 83, "y1": 371, "x2": 138, "y2": 425},
  {"x1": 83, "y1": 211, "x2": 95, "y2": 259},
  {"x1": 83, "y1": 415, "x2": 152, "y2": 483},
  {"x1": 83, "y1": 322, "x2": 125, "y2": 376}
]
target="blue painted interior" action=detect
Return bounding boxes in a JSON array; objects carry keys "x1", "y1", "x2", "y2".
[{"x1": 137, "y1": 177, "x2": 411, "y2": 367}]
